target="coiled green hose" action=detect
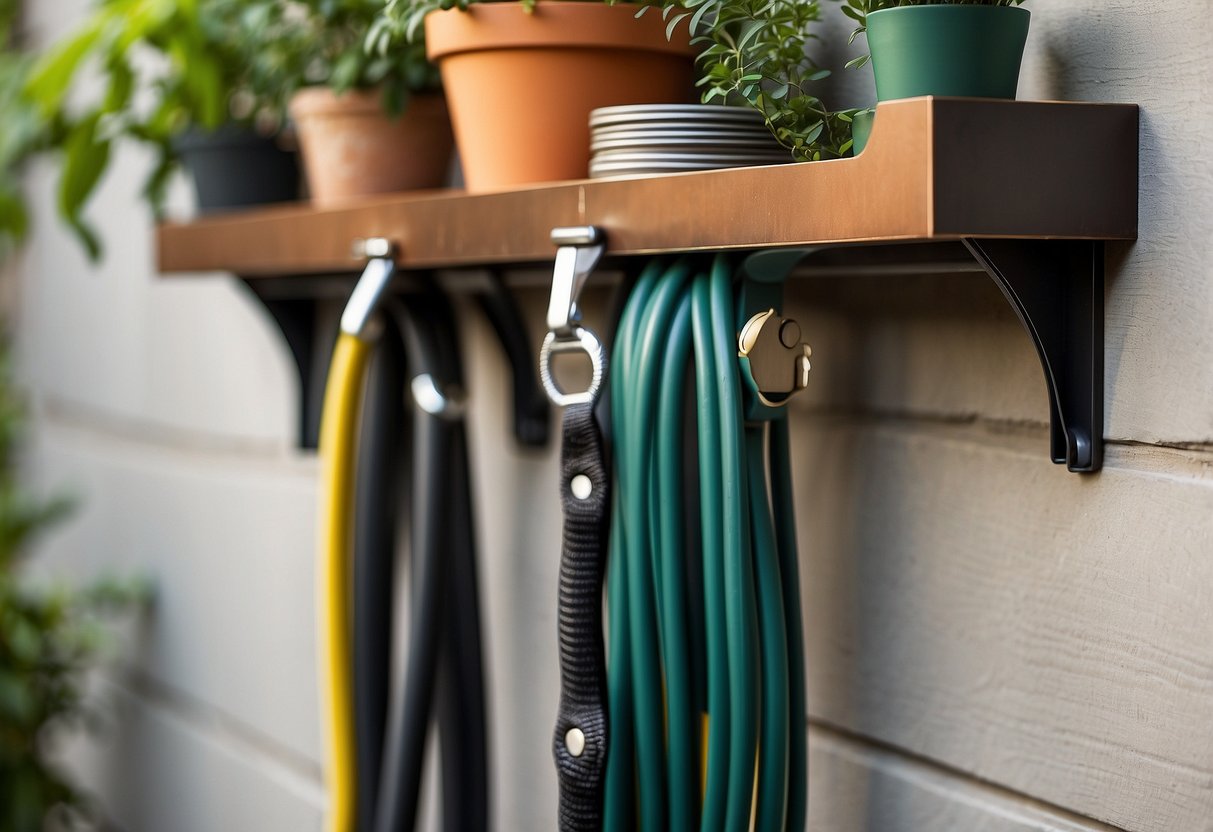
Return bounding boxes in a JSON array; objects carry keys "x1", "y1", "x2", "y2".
[{"x1": 604, "y1": 255, "x2": 808, "y2": 830}]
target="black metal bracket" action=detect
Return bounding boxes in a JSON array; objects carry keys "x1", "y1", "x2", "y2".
[
  {"x1": 963, "y1": 239, "x2": 1104, "y2": 473},
  {"x1": 239, "y1": 274, "x2": 550, "y2": 451},
  {"x1": 240, "y1": 240, "x2": 1103, "y2": 470},
  {"x1": 240, "y1": 280, "x2": 334, "y2": 450},
  {"x1": 746, "y1": 239, "x2": 1105, "y2": 474}
]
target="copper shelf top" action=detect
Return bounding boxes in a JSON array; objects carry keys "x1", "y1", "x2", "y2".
[{"x1": 157, "y1": 98, "x2": 1138, "y2": 278}]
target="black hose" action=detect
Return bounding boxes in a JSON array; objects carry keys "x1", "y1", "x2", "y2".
[
  {"x1": 372, "y1": 290, "x2": 490, "y2": 832},
  {"x1": 374, "y1": 295, "x2": 455, "y2": 832},
  {"x1": 430, "y1": 290, "x2": 491, "y2": 832},
  {"x1": 436, "y1": 424, "x2": 490, "y2": 832},
  {"x1": 475, "y1": 271, "x2": 550, "y2": 448},
  {"x1": 353, "y1": 315, "x2": 407, "y2": 832}
]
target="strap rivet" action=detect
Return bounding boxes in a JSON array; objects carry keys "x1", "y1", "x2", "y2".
[
  {"x1": 570, "y1": 474, "x2": 593, "y2": 500},
  {"x1": 565, "y1": 727, "x2": 586, "y2": 757}
]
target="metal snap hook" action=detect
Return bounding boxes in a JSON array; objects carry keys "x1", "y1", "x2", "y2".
[
  {"x1": 542, "y1": 226, "x2": 607, "y2": 407},
  {"x1": 539, "y1": 327, "x2": 607, "y2": 408}
]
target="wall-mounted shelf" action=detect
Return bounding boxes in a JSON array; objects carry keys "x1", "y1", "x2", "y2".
[{"x1": 156, "y1": 97, "x2": 1139, "y2": 472}]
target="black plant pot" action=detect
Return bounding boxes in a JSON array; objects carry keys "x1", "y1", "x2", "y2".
[{"x1": 173, "y1": 126, "x2": 301, "y2": 214}]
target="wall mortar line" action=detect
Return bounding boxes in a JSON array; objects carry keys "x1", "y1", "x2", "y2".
[{"x1": 808, "y1": 718, "x2": 1133, "y2": 832}]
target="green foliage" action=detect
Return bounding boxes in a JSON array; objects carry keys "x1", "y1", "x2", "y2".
[
  {"x1": 373, "y1": 0, "x2": 853, "y2": 161},
  {"x1": 0, "y1": 0, "x2": 53, "y2": 258},
  {"x1": 368, "y1": 0, "x2": 537, "y2": 66},
  {"x1": 0, "y1": 352, "x2": 148, "y2": 830},
  {"x1": 0, "y1": 0, "x2": 18, "y2": 44},
  {"x1": 248, "y1": 0, "x2": 438, "y2": 107},
  {"x1": 840, "y1": 0, "x2": 1027, "y2": 68},
  {"x1": 0, "y1": 60, "x2": 41, "y2": 258},
  {"x1": 26, "y1": 0, "x2": 255, "y2": 258},
  {"x1": 645, "y1": 0, "x2": 854, "y2": 160},
  {"x1": 24, "y1": 0, "x2": 438, "y2": 261}
]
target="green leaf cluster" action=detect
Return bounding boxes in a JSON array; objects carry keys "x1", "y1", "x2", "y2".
[
  {"x1": 253, "y1": 1, "x2": 440, "y2": 109},
  {"x1": 367, "y1": 0, "x2": 538, "y2": 64},
  {"x1": 18, "y1": 0, "x2": 439, "y2": 261},
  {"x1": 645, "y1": 0, "x2": 855, "y2": 160},
  {"x1": 373, "y1": 0, "x2": 855, "y2": 160},
  {"x1": 0, "y1": 349, "x2": 149, "y2": 830},
  {"x1": 840, "y1": 0, "x2": 1027, "y2": 68},
  {"x1": 0, "y1": 1, "x2": 53, "y2": 258},
  {"x1": 25, "y1": 0, "x2": 240, "y2": 258}
]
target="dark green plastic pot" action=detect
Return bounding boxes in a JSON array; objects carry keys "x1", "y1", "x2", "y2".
[{"x1": 867, "y1": 4, "x2": 1030, "y2": 101}]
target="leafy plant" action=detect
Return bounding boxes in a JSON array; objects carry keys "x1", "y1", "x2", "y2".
[
  {"x1": 25, "y1": 0, "x2": 438, "y2": 260},
  {"x1": 251, "y1": 0, "x2": 439, "y2": 114},
  {"x1": 368, "y1": 0, "x2": 533, "y2": 49},
  {"x1": 840, "y1": 0, "x2": 1027, "y2": 68},
  {"x1": 26, "y1": 0, "x2": 261, "y2": 258},
  {"x1": 0, "y1": 0, "x2": 56, "y2": 258},
  {"x1": 372, "y1": 0, "x2": 854, "y2": 160},
  {"x1": 647, "y1": 0, "x2": 854, "y2": 160},
  {"x1": 0, "y1": 350, "x2": 148, "y2": 830}
]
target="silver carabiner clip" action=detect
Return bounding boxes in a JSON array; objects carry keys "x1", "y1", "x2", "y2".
[{"x1": 540, "y1": 226, "x2": 607, "y2": 407}]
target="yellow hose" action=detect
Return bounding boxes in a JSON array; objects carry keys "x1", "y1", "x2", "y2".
[{"x1": 317, "y1": 332, "x2": 373, "y2": 832}]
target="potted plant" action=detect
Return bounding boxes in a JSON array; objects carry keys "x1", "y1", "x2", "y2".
[
  {"x1": 371, "y1": 0, "x2": 698, "y2": 191},
  {"x1": 842, "y1": 0, "x2": 1031, "y2": 102},
  {"x1": 26, "y1": 0, "x2": 302, "y2": 256},
  {"x1": 280, "y1": 0, "x2": 454, "y2": 205},
  {"x1": 648, "y1": 0, "x2": 856, "y2": 161},
  {"x1": 24, "y1": 0, "x2": 302, "y2": 257}
]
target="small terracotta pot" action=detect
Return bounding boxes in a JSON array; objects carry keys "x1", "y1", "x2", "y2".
[
  {"x1": 289, "y1": 87, "x2": 454, "y2": 206},
  {"x1": 426, "y1": 1, "x2": 696, "y2": 192}
]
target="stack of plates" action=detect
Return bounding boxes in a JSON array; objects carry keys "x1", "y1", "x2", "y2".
[{"x1": 589, "y1": 104, "x2": 791, "y2": 179}]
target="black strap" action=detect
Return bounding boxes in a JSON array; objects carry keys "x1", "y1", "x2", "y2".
[{"x1": 552, "y1": 402, "x2": 611, "y2": 831}]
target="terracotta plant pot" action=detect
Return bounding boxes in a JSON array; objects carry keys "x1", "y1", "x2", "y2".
[
  {"x1": 426, "y1": 1, "x2": 696, "y2": 192},
  {"x1": 289, "y1": 87, "x2": 454, "y2": 206}
]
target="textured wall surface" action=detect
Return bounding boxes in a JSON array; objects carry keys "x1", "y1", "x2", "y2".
[{"x1": 12, "y1": 1, "x2": 1212, "y2": 830}]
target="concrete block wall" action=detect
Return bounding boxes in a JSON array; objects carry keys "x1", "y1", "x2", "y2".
[{"x1": 12, "y1": 0, "x2": 1212, "y2": 830}]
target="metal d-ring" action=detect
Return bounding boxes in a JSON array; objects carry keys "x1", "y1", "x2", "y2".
[{"x1": 539, "y1": 326, "x2": 607, "y2": 408}]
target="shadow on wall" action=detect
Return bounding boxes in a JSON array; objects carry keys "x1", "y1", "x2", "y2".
[{"x1": 811, "y1": 2, "x2": 877, "y2": 110}]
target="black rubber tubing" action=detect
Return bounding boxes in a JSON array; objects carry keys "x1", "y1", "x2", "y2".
[
  {"x1": 353, "y1": 314, "x2": 407, "y2": 832},
  {"x1": 430, "y1": 292, "x2": 490, "y2": 832},
  {"x1": 475, "y1": 271, "x2": 550, "y2": 448},
  {"x1": 373, "y1": 291, "x2": 490, "y2": 832},
  {"x1": 436, "y1": 424, "x2": 490, "y2": 832},
  {"x1": 374, "y1": 297, "x2": 454, "y2": 832}
]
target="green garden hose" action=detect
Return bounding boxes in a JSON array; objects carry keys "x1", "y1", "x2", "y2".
[{"x1": 603, "y1": 254, "x2": 811, "y2": 831}]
